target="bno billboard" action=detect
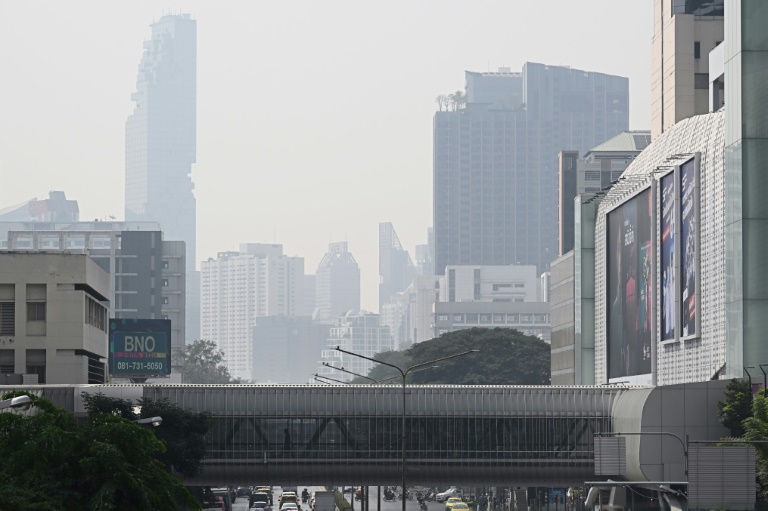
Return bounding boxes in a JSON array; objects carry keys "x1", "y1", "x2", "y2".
[
  {"x1": 607, "y1": 187, "x2": 653, "y2": 383},
  {"x1": 109, "y1": 319, "x2": 171, "y2": 378}
]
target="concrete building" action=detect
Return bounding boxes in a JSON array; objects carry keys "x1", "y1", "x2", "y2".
[
  {"x1": 0, "y1": 191, "x2": 79, "y2": 223},
  {"x1": 434, "y1": 65, "x2": 628, "y2": 277},
  {"x1": 549, "y1": 252, "x2": 575, "y2": 385},
  {"x1": 380, "y1": 275, "x2": 440, "y2": 348},
  {"x1": 438, "y1": 265, "x2": 539, "y2": 303},
  {"x1": 314, "y1": 242, "x2": 360, "y2": 322},
  {"x1": 434, "y1": 302, "x2": 551, "y2": 342},
  {"x1": 319, "y1": 312, "x2": 393, "y2": 382},
  {"x1": 303, "y1": 275, "x2": 316, "y2": 317},
  {"x1": 0, "y1": 252, "x2": 110, "y2": 384},
  {"x1": 251, "y1": 316, "x2": 330, "y2": 384},
  {"x1": 201, "y1": 244, "x2": 304, "y2": 380},
  {"x1": 0, "y1": 223, "x2": 186, "y2": 355},
  {"x1": 125, "y1": 14, "x2": 200, "y2": 345},
  {"x1": 558, "y1": 132, "x2": 651, "y2": 255},
  {"x1": 650, "y1": 0, "x2": 724, "y2": 139},
  {"x1": 379, "y1": 223, "x2": 416, "y2": 312}
]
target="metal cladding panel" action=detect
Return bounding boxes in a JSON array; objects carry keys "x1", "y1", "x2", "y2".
[
  {"x1": 594, "y1": 436, "x2": 626, "y2": 476},
  {"x1": 141, "y1": 384, "x2": 628, "y2": 418},
  {"x1": 689, "y1": 445, "x2": 756, "y2": 510}
]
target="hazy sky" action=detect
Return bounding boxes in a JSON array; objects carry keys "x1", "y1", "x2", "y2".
[{"x1": 0, "y1": 1, "x2": 652, "y2": 311}]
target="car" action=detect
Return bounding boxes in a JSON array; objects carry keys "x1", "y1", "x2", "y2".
[
  {"x1": 239, "y1": 486, "x2": 254, "y2": 497},
  {"x1": 281, "y1": 503, "x2": 300, "y2": 511},
  {"x1": 436, "y1": 489, "x2": 461, "y2": 503},
  {"x1": 250, "y1": 503, "x2": 269, "y2": 510},
  {"x1": 449, "y1": 504, "x2": 469, "y2": 511}
]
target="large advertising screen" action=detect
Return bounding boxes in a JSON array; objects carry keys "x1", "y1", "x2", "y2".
[
  {"x1": 680, "y1": 159, "x2": 697, "y2": 338},
  {"x1": 607, "y1": 188, "x2": 653, "y2": 379},
  {"x1": 660, "y1": 172, "x2": 675, "y2": 341},
  {"x1": 109, "y1": 318, "x2": 172, "y2": 377}
]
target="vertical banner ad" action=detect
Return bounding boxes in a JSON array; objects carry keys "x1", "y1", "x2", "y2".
[
  {"x1": 606, "y1": 188, "x2": 653, "y2": 380},
  {"x1": 680, "y1": 159, "x2": 697, "y2": 338},
  {"x1": 660, "y1": 172, "x2": 676, "y2": 341}
]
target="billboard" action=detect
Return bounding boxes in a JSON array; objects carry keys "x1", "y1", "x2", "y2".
[
  {"x1": 660, "y1": 172, "x2": 676, "y2": 341},
  {"x1": 680, "y1": 158, "x2": 698, "y2": 338},
  {"x1": 109, "y1": 318, "x2": 171, "y2": 377},
  {"x1": 607, "y1": 188, "x2": 653, "y2": 380}
]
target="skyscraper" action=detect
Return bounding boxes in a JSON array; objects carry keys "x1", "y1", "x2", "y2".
[
  {"x1": 315, "y1": 242, "x2": 360, "y2": 321},
  {"x1": 433, "y1": 65, "x2": 628, "y2": 276},
  {"x1": 125, "y1": 14, "x2": 199, "y2": 343},
  {"x1": 378, "y1": 222, "x2": 416, "y2": 312}
]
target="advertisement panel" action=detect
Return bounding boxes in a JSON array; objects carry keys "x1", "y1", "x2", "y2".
[
  {"x1": 607, "y1": 188, "x2": 653, "y2": 380},
  {"x1": 680, "y1": 159, "x2": 697, "y2": 338},
  {"x1": 660, "y1": 172, "x2": 676, "y2": 341},
  {"x1": 109, "y1": 318, "x2": 171, "y2": 377}
]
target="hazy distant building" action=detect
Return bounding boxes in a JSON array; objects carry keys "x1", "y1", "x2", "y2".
[
  {"x1": 252, "y1": 316, "x2": 330, "y2": 384},
  {"x1": 0, "y1": 191, "x2": 79, "y2": 223},
  {"x1": 434, "y1": 64, "x2": 628, "y2": 276},
  {"x1": 201, "y1": 244, "x2": 304, "y2": 380},
  {"x1": 304, "y1": 275, "x2": 316, "y2": 317},
  {"x1": 0, "y1": 222, "x2": 186, "y2": 355},
  {"x1": 438, "y1": 265, "x2": 539, "y2": 303},
  {"x1": 651, "y1": 0, "x2": 723, "y2": 139},
  {"x1": 315, "y1": 242, "x2": 360, "y2": 322},
  {"x1": 319, "y1": 312, "x2": 393, "y2": 382},
  {"x1": 379, "y1": 223, "x2": 416, "y2": 312},
  {"x1": 434, "y1": 302, "x2": 551, "y2": 343},
  {"x1": 557, "y1": 131, "x2": 650, "y2": 255},
  {"x1": 125, "y1": 14, "x2": 200, "y2": 345},
  {"x1": 380, "y1": 275, "x2": 440, "y2": 348}
]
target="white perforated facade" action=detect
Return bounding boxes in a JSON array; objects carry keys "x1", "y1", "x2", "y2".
[{"x1": 594, "y1": 111, "x2": 726, "y2": 385}]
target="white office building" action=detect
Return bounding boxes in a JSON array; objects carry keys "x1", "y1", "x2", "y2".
[
  {"x1": 319, "y1": 312, "x2": 393, "y2": 382},
  {"x1": 201, "y1": 244, "x2": 304, "y2": 380},
  {"x1": 438, "y1": 265, "x2": 539, "y2": 303}
]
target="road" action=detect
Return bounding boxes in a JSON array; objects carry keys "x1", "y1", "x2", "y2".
[{"x1": 233, "y1": 487, "x2": 444, "y2": 511}]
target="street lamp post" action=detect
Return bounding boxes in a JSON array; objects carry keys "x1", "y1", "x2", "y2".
[
  {"x1": 313, "y1": 373, "x2": 349, "y2": 385},
  {"x1": 133, "y1": 416, "x2": 163, "y2": 427},
  {"x1": 0, "y1": 395, "x2": 31, "y2": 411},
  {"x1": 335, "y1": 346, "x2": 479, "y2": 511},
  {"x1": 323, "y1": 363, "x2": 379, "y2": 383}
]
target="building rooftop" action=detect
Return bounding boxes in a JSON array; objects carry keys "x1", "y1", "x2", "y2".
[{"x1": 587, "y1": 131, "x2": 652, "y2": 155}]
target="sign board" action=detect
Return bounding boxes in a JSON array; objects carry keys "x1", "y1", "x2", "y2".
[{"x1": 109, "y1": 319, "x2": 171, "y2": 377}]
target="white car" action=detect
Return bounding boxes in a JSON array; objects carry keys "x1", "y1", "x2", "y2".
[
  {"x1": 281, "y1": 504, "x2": 299, "y2": 511},
  {"x1": 436, "y1": 489, "x2": 460, "y2": 503}
]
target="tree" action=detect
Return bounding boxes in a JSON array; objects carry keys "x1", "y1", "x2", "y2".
[
  {"x1": 353, "y1": 328, "x2": 550, "y2": 385},
  {"x1": 174, "y1": 339, "x2": 233, "y2": 384},
  {"x1": 718, "y1": 378, "x2": 753, "y2": 437},
  {"x1": 741, "y1": 389, "x2": 768, "y2": 501},
  {"x1": 83, "y1": 392, "x2": 212, "y2": 478},
  {"x1": 0, "y1": 392, "x2": 200, "y2": 510}
]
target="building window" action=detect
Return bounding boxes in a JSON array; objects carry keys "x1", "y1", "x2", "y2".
[
  {"x1": 453, "y1": 314, "x2": 464, "y2": 323},
  {"x1": 91, "y1": 237, "x2": 111, "y2": 249},
  {"x1": 162, "y1": 279, "x2": 169, "y2": 287},
  {"x1": 162, "y1": 296, "x2": 169, "y2": 305},
  {"x1": 448, "y1": 270, "x2": 456, "y2": 302},
  {"x1": 0, "y1": 302, "x2": 15, "y2": 336},
  {"x1": 26, "y1": 349, "x2": 45, "y2": 384},
  {"x1": 694, "y1": 41, "x2": 701, "y2": 59},
  {"x1": 0, "y1": 349, "x2": 13, "y2": 374},
  {"x1": 27, "y1": 302, "x2": 46, "y2": 321},
  {"x1": 466, "y1": 313, "x2": 478, "y2": 323},
  {"x1": 85, "y1": 296, "x2": 107, "y2": 333},
  {"x1": 479, "y1": 314, "x2": 492, "y2": 324},
  {"x1": 473, "y1": 269, "x2": 481, "y2": 300},
  {"x1": 162, "y1": 260, "x2": 169, "y2": 269},
  {"x1": 14, "y1": 237, "x2": 33, "y2": 249},
  {"x1": 437, "y1": 314, "x2": 449, "y2": 322},
  {"x1": 41, "y1": 236, "x2": 60, "y2": 249},
  {"x1": 493, "y1": 284, "x2": 512, "y2": 291},
  {"x1": 66, "y1": 237, "x2": 86, "y2": 249}
]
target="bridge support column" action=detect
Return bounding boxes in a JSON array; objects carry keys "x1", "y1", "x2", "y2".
[{"x1": 377, "y1": 486, "x2": 381, "y2": 511}]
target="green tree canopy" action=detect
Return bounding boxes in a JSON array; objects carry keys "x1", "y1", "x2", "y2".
[
  {"x1": 0, "y1": 392, "x2": 199, "y2": 510},
  {"x1": 718, "y1": 377, "x2": 753, "y2": 437},
  {"x1": 83, "y1": 392, "x2": 212, "y2": 477},
  {"x1": 353, "y1": 328, "x2": 550, "y2": 385},
  {"x1": 174, "y1": 339, "x2": 234, "y2": 384}
]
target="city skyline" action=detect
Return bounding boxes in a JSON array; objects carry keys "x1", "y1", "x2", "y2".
[{"x1": 0, "y1": 1, "x2": 653, "y2": 311}]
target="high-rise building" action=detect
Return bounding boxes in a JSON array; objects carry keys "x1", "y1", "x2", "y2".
[
  {"x1": 378, "y1": 222, "x2": 416, "y2": 311},
  {"x1": 650, "y1": 0, "x2": 724, "y2": 139},
  {"x1": 125, "y1": 14, "x2": 199, "y2": 345},
  {"x1": 303, "y1": 275, "x2": 316, "y2": 317},
  {"x1": 201, "y1": 244, "x2": 304, "y2": 380},
  {"x1": 434, "y1": 65, "x2": 629, "y2": 276},
  {"x1": 315, "y1": 242, "x2": 360, "y2": 322},
  {"x1": 557, "y1": 131, "x2": 651, "y2": 255}
]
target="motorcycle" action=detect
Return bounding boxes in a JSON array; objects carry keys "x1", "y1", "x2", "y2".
[
  {"x1": 384, "y1": 491, "x2": 397, "y2": 503},
  {"x1": 420, "y1": 502, "x2": 428, "y2": 511}
]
